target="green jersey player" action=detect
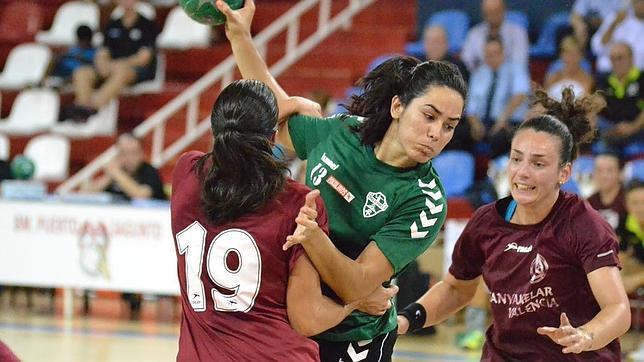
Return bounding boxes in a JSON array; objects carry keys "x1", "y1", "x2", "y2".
[{"x1": 217, "y1": 1, "x2": 467, "y2": 360}]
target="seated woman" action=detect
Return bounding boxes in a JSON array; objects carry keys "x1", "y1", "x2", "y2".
[{"x1": 545, "y1": 36, "x2": 593, "y2": 101}]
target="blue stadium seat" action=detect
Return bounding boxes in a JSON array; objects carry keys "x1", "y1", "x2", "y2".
[
  {"x1": 505, "y1": 10, "x2": 529, "y2": 30},
  {"x1": 572, "y1": 154, "x2": 595, "y2": 179},
  {"x1": 367, "y1": 54, "x2": 397, "y2": 72},
  {"x1": 405, "y1": 9, "x2": 470, "y2": 58},
  {"x1": 561, "y1": 178, "x2": 581, "y2": 195},
  {"x1": 333, "y1": 55, "x2": 396, "y2": 114},
  {"x1": 624, "y1": 142, "x2": 644, "y2": 159},
  {"x1": 626, "y1": 159, "x2": 644, "y2": 183},
  {"x1": 530, "y1": 11, "x2": 570, "y2": 58},
  {"x1": 431, "y1": 150, "x2": 475, "y2": 197}
]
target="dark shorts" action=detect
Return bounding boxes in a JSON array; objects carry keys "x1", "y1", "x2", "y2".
[
  {"x1": 93, "y1": 60, "x2": 156, "y2": 86},
  {"x1": 315, "y1": 330, "x2": 397, "y2": 362},
  {"x1": 132, "y1": 63, "x2": 156, "y2": 84}
]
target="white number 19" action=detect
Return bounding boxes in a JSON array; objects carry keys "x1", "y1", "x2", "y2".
[{"x1": 176, "y1": 221, "x2": 262, "y2": 313}]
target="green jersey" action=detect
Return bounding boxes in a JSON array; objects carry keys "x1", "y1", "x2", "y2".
[{"x1": 288, "y1": 114, "x2": 447, "y2": 341}]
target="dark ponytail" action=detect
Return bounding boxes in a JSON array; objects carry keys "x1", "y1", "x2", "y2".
[
  {"x1": 347, "y1": 55, "x2": 467, "y2": 146},
  {"x1": 195, "y1": 80, "x2": 288, "y2": 224},
  {"x1": 518, "y1": 87, "x2": 605, "y2": 164}
]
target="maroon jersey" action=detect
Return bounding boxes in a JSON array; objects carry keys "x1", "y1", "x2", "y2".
[
  {"x1": 587, "y1": 189, "x2": 627, "y2": 236},
  {"x1": 450, "y1": 192, "x2": 621, "y2": 361},
  {"x1": 171, "y1": 151, "x2": 326, "y2": 362},
  {"x1": 0, "y1": 340, "x2": 19, "y2": 362}
]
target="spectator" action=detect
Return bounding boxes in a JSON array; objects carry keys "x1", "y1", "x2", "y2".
[
  {"x1": 466, "y1": 36, "x2": 530, "y2": 159},
  {"x1": 66, "y1": 0, "x2": 158, "y2": 122},
  {"x1": 422, "y1": 25, "x2": 470, "y2": 82},
  {"x1": 620, "y1": 179, "x2": 644, "y2": 295},
  {"x1": 591, "y1": 0, "x2": 644, "y2": 74},
  {"x1": 86, "y1": 133, "x2": 165, "y2": 201},
  {"x1": 51, "y1": 25, "x2": 96, "y2": 82},
  {"x1": 460, "y1": 0, "x2": 529, "y2": 72},
  {"x1": 587, "y1": 153, "x2": 627, "y2": 236},
  {"x1": 544, "y1": 36, "x2": 593, "y2": 100},
  {"x1": 595, "y1": 42, "x2": 644, "y2": 155},
  {"x1": 83, "y1": 132, "x2": 166, "y2": 318},
  {"x1": 570, "y1": 0, "x2": 623, "y2": 48}
]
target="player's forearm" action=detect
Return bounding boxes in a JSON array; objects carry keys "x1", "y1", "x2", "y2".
[
  {"x1": 297, "y1": 297, "x2": 357, "y2": 337},
  {"x1": 579, "y1": 302, "x2": 631, "y2": 351},
  {"x1": 302, "y1": 233, "x2": 380, "y2": 302},
  {"x1": 418, "y1": 280, "x2": 477, "y2": 327},
  {"x1": 228, "y1": 32, "x2": 289, "y2": 104}
]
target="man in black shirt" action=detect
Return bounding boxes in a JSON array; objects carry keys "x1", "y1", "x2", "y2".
[
  {"x1": 86, "y1": 133, "x2": 165, "y2": 201},
  {"x1": 68, "y1": 0, "x2": 158, "y2": 122}
]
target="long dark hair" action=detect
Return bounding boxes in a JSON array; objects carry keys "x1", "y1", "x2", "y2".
[
  {"x1": 195, "y1": 79, "x2": 288, "y2": 224},
  {"x1": 519, "y1": 87, "x2": 605, "y2": 165},
  {"x1": 347, "y1": 56, "x2": 467, "y2": 146}
]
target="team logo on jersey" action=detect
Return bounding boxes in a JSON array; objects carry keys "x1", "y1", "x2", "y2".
[
  {"x1": 363, "y1": 192, "x2": 388, "y2": 218},
  {"x1": 504, "y1": 242, "x2": 533, "y2": 253},
  {"x1": 78, "y1": 221, "x2": 110, "y2": 280},
  {"x1": 529, "y1": 253, "x2": 549, "y2": 284}
]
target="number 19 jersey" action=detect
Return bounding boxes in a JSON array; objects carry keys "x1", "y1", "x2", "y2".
[{"x1": 171, "y1": 151, "x2": 324, "y2": 362}]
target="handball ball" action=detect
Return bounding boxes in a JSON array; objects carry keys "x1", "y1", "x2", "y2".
[
  {"x1": 11, "y1": 155, "x2": 35, "y2": 180},
  {"x1": 179, "y1": 0, "x2": 244, "y2": 26}
]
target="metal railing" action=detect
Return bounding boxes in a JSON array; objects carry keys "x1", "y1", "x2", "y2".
[{"x1": 56, "y1": 0, "x2": 375, "y2": 194}]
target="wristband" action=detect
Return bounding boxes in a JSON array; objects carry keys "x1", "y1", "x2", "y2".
[{"x1": 397, "y1": 302, "x2": 427, "y2": 333}]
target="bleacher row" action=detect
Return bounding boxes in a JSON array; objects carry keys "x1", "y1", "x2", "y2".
[
  {"x1": 0, "y1": 0, "x2": 641, "y2": 201},
  {"x1": 0, "y1": 0, "x2": 314, "y2": 184},
  {"x1": 0, "y1": 0, "x2": 415, "y2": 188}
]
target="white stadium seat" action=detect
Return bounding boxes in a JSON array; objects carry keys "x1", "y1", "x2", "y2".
[
  {"x1": 0, "y1": 43, "x2": 52, "y2": 90},
  {"x1": 52, "y1": 100, "x2": 119, "y2": 139},
  {"x1": 0, "y1": 133, "x2": 9, "y2": 161},
  {"x1": 0, "y1": 89, "x2": 59, "y2": 135},
  {"x1": 158, "y1": 6, "x2": 211, "y2": 49},
  {"x1": 24, "y1": 134, "x2": 70, "y2": 182},
  {"x1": 36, "y1": 1, "x2": 100, "y2": 46}
]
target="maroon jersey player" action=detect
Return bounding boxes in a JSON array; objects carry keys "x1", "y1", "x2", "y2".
[
  {"x1": 172, "y1": 80, "x2": 394, "y2": 361},
  {"x1": 0, "y1": 340, "x2": 19, "y2": 362},
  {"x1": 397, "y1": 88, "x2": 631, "y2": 361}
]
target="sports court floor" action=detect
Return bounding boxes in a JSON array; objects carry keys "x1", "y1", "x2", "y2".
[{"x1": 0, "y1": 291, "x2": 641, "y2": 361}]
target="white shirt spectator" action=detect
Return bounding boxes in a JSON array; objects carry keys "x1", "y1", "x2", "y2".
[
  {"x1": 573, "y1": 0, "x2": 623, "y2": 19},
  {"x1": 461, "y1": 21, "x2": 529, "y2": 72},
  {"x1": 591, "y1": 12, "x2": 644, "y2": 73}
]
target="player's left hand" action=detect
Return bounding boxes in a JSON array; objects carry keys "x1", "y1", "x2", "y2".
[
  {"x1": 283, "y1": 190, "x2": 320, "y2": 250},
  {"x1": 357, "y1": 285, "x2": 399, "y2": 316},
  {"x1": 537, "y1": 312, "x2": 593, "y2": 354}
]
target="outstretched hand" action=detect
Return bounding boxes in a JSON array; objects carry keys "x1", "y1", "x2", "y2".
[
  {"x1": 215, "y1": 0, "x2": 255, "y2": 40},
  {"x1": 537, "y1": 313, "x2": 593, "y2": 354},
  {"x1": 283, "y1": 190, "x2": 320, "y2": 251}
]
